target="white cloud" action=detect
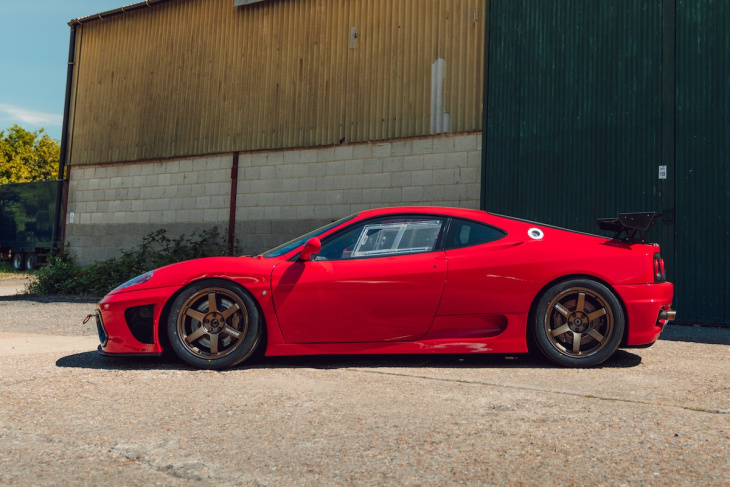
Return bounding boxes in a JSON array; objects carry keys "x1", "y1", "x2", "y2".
[{"x1": 0, "y1": 104, "x2": 63, "y2": 127}]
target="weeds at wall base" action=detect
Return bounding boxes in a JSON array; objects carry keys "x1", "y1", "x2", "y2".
[{"x1": 26, "y1": 227, "x2": 232, "y2": 297}]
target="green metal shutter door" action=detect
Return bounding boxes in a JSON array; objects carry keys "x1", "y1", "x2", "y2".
[
  {"x1": 675, "y1": 0, "x2": 730, "y2": 323},
  {"x1": 484, "y1": 0, "x2": 664, "y2": 235}
]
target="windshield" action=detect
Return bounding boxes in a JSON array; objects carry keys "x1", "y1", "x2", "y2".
[{"x1": 260, "y1": 214, "x2": 357, "y2": 258}]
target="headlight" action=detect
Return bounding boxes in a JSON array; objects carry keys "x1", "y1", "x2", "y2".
[{"x1": 113, "y1": 270, "x2": 154, "y2": 292}]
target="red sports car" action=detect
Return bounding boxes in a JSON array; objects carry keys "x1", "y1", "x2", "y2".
[{"x1": 94, "y1": 206, "x2": 675, "y2": 369}]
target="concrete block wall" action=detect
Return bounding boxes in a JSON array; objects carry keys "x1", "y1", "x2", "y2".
[
  {"x1": 66, "y1": 133, "x2": 482, "y2": 264},
  {"x1": 66, "y1": 155, "x2": 232, "y2": 263},
  {"x1": 234, "y1": 132, "x2": 482, "y2": 254}
]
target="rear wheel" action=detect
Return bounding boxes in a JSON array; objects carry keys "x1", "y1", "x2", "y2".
[
  {"x1": 24, "y1": 253, "x2": 37, "y2": 270},
  {"x1": 167, "y1": 279, "x2": 262, "y2": 370},
  {"x1": 533, "y1": 279, "x2": 624, "y2": 367}
]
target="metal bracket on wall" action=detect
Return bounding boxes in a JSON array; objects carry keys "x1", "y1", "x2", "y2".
[{"x1": 350, "y1": 27, "x2": 358, "y2": 49}]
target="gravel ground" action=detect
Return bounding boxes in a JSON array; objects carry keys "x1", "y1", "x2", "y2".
[
  {"x1": 0, "y1": 294, "x2": 728, "y2": 486},
  {"x1": 0, "y1": 275, "x2": 33, "y2": 298}
]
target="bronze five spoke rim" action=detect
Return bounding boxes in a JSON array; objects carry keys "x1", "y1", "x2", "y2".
[
  {"x1": 544, "y1": 287, "x2": 614, "y2": 358},
  {"x1": 177, "y1": 287, "x2": 249, "y2": 360}
]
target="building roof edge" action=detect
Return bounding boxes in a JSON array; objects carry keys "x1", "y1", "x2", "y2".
[{"x1": 68, "y1": 0, "x2": 177, "y2": 26}]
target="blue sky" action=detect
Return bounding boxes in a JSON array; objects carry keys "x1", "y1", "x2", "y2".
[{"x1": 0, "y1": 1, "x2": 123, "y2": 140}]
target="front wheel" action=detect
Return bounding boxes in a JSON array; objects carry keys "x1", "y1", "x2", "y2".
[
  {"x1": 532, "y1": 279, "x2": 625, "y2": 367},
  {"x1": 167, "y1": 279, "x2": 262, "y2": 370},
  {"x1": 12, "y1": 253, "x2": 23, "y2": 270}
]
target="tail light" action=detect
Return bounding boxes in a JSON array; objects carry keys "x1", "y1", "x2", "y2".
[{"x1": 653, "y1": 253, "x2": 666, "y2": 282}]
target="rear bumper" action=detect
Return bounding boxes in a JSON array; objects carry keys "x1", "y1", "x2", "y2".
[{"x1": 615, "y1": 282, "x2": 675, "y2": 346}]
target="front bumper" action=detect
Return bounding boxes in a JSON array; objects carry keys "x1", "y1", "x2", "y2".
[
  {"x1": 616, "y1": 282, "x2": 675, "y2": 347},
  {"x1": 97, "y1": 285, "x2": 181, "y2": 354}
]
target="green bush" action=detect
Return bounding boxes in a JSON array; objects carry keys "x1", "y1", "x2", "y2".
[
  {"x1": 0, "y1": 262, "x2": 17, "y2": 277},
  {"x1": 0, "y1": 261, "x2": 40, "y2": 277},
  {"x1": 27, "y1": 227, "x2": 232, "y2": 297}
]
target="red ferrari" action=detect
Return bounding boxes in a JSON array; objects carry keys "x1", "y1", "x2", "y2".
[{"x1": 94, "y1": 206, "x2": 675, "y2": 369}]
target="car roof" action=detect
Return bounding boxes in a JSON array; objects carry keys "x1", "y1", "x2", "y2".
[{"x1": 355, "y1": 206, "x2": 489, "y2": 219}]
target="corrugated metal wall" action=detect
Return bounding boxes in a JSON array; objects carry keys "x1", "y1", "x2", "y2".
[
  {"x1": 483, "y1": 0, "x2": 664, "y2": 234},
  {"x1": 68, "y1": 0, "x2": 484, "y2": 165},
  {"x1": 483, "y1": 0, "x2": 730, "y2": 324},
  {"x1": 675, "y1": 0, "x2": 730, "y2": 323}
]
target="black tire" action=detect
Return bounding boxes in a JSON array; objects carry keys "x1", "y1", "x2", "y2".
[
  {"x1": 24, "y1": 253, "x2": 37, "y2": 270},
  {"x1": 167, "y1": 279, "x2": 262, "y2": 370},
  {"x1": 532, "y1": 279, "x2": 625, "y2": 368},
  {"x1": 12, "y1": 253, "x2": 23, "y2": 271}
]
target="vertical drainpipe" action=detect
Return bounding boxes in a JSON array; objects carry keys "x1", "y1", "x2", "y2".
[
  {"x1": 228, "y1": 152, "x2": 239, "y2": 255},
  {"x1": 52, "y1": 24, "x2": 77, "y2": 254},
  {"x1": 479, "y1": 0, "x2": 492, "y2": 211}
]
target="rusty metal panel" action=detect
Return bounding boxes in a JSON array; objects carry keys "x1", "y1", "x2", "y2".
[
  {"x1": 345, "y1": 0, "x2": 483, "y2": 142},
  {"x1": 69, "y1": 0, "x2": 352, "y2": 164},
  {"x1": 68, "y1": 0, "x2": 485, "y2": 165}
]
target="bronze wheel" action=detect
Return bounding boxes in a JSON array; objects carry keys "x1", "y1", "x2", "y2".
[
  {"x1": 533, "y1": 279, "x2": 624, "y2": 367},
  {"x1": 168, "y1": 279, "x2": 261, "y2": 369}
]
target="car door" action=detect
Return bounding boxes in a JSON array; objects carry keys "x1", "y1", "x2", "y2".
[
  {"x1": 271, "y1": 217, "x2": 447, "y2": 343},
  {"x1": 436, "y1": 217, "x2": 528, "y2": 315}
]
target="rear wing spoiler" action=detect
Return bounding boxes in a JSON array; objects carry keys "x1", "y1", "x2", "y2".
[{"x1": 596, "y1": 212, "x2": 660, "y2": 243}]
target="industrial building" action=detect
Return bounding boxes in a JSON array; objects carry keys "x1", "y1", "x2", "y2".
[{"x1": 60, "y1": 0, "x2": 729, "y2": 324}]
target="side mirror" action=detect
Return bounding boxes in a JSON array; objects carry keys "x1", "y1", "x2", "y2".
[{"x1": 299, "y1": 237, "x2": 321, "y2": 262}]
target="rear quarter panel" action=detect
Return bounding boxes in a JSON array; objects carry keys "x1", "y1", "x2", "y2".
[{"x1": 437, "y1": 222, "x2": 659, "y2": 317}]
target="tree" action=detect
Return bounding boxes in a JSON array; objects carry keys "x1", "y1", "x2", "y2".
[{"x1": 0, "y1": 125, "x2": 60, "y2": 184}]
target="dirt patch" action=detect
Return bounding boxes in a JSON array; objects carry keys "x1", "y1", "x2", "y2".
[{"x1": 0, "y1": 275, "x2": 32, "y2": 297}]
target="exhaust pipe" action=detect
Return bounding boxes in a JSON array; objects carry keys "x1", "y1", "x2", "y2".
[{"x1": 659, "y1": 309, "x2": 676, "y2": 321}]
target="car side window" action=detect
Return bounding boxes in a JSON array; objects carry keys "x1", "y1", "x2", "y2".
[
  {"x1": 444, "y1": 218, "x2": 506, "y2": 249},
  {"x1": 317, "y1": 218, "x2": 444, "y2": 260}
]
